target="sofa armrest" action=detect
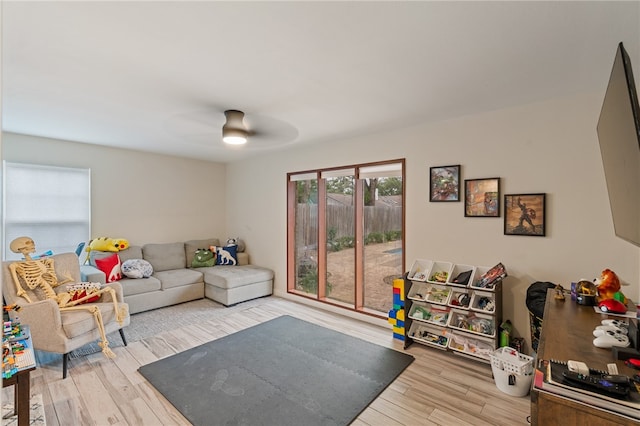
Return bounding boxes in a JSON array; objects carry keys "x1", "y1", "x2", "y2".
[
  {"x1": 12, "y1": 299, "x2": 65, "y2": 346},
  {"x1": 81, "y1": 264, "x2": 106, "y2": 283},
  {"x1": 102, "y1": 282, "x2": 125, "y2": 303}
]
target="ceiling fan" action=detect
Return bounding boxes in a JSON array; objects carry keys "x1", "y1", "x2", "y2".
[
  {"x1": 166, "y1": 107, "x2": 299, "y2": 150},
  {"x1": 222, "y1": 110, "x2": 249, "y2": 145}
]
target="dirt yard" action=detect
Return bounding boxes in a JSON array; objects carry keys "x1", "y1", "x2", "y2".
[{"x1": 325, "y1": 241, "x2": 403, "y2": 313}]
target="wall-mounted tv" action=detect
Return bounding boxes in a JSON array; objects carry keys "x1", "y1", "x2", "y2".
[{"x1": 597, "y1": 42, "x2": 640, "y2": 248}]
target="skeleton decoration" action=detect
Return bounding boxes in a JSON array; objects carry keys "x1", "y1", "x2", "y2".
[{"x1": 8, "y1": 236, "x2": 127, "y2": 358}]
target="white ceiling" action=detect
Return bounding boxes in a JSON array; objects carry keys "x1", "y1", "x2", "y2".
[{"x1": 2, "y1": 1, "x2": 639, "y2": 163}]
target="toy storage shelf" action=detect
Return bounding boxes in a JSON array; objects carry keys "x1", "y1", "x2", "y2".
[{"x1": 403, "y1": 259, "x2": 504, "y2": 364}]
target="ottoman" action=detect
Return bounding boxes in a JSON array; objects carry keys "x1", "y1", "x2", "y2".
[{"x1": 203, "y1": 265, "x2": 274, "y2": 306}]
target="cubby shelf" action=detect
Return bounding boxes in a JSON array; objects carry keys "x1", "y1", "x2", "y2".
[{"x1": 403, "y1": 259, "x2": 504, "y2": 363}]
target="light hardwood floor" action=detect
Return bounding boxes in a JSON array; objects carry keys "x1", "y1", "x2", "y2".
[{"x1": 2, "y1": 297, "x2": 531, "y2": 425}]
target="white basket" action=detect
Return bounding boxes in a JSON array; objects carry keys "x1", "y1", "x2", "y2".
[
  {"x1": 490, "y1": 346, "x2": 533, "y2": 375},
  {"x1": 490, "y1": 347, "x2": 534, "y2": 397}
]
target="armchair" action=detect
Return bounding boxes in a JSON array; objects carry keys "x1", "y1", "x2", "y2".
[{"x1": 2, "y1": 252, "x2": 130, "y2": 378}]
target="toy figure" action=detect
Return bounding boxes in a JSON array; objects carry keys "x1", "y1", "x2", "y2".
[
  {"x1": 8, "y1": 237, "x2": 127, "y2": 358},
  {"x1": 84, "y1": 236, "x2": 129, "y2": 264},
  {"x1": 595, "y1": 268, "x2": 622, "y2": 301}
]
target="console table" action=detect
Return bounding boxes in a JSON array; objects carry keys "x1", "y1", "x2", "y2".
[{"x1": 531, "y1": 290, "x2": 639, "y2": 425}]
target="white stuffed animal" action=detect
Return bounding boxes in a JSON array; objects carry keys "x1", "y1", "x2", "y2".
[{"x1": 226, "y1": 237, "x2": 245, "y2": 252}]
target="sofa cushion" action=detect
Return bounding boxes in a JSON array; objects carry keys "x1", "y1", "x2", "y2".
[
  {"x1": 143, "y1": 242, "x2": 186, "y2": 272},
  {"x1": 154, "y1": 268, "x2": 203, "y2": 290},
  {"x1": 61, "y1": 302, "x2": 121, "y2": 338},
  {"x1": 120, "y1": 276, "x2": 162, "y2": 297},
  {"x1": 119, "y1": 245, "x2": 143, "y2": 263},
  {"x1": 185, "y1": 238, "x2": 220, "y2": 267},
  {"x1": 203, "y1": 265, "x2": 273, "y2": 290}
]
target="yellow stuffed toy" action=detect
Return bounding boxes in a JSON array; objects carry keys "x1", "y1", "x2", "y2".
[{"x1": 84, "y1": 237, "x2": 129, "y2": 263}]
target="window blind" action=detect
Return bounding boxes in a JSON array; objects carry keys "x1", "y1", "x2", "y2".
[{"x1": 3, "y1": 162, "x2": 91, "y2": 261}]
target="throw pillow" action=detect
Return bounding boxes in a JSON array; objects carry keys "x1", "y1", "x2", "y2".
[
  {"x1": 95, "y1": 253, "x2": 122, "y2": 283},
  {"x1": 121, "y1": 258, "x2": 154, "y2": 279},
  {"x1": 67, "y1": 282, "x2": 102, "y2": 304},
  {"x1": 216, "y1": 245, "x2": 238, "y2": 266},
  {"x1": 191, "y1": 248, "x2": 216, "y2": 268}
]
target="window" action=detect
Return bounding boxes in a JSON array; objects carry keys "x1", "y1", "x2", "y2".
[
  {"x1": 287, "y1": 159, "x2": 404, "y2": 317},
  {"x1": 3, "y1": 162, "x2": 91, "y2": 261}
]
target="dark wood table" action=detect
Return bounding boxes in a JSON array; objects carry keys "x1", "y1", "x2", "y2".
[
  {"x1": 3, "y1": 362, "x2": 36, "y2": 426},
  {"x1": 531, "y1": 290, "x2": 640, "y2": 425}
]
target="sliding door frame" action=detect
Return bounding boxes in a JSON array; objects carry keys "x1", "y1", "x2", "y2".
[{"x1": 287, "y1": 159, "x2": 405, "y2": 319}]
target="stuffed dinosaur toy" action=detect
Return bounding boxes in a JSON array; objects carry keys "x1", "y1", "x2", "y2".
[{"x1": 84, "y1": 237, "x2": 129, "y2": 264}]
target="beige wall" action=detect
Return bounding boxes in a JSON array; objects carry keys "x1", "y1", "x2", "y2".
[
  {"x1": 227, "y1": 91, "x2": 640, "y2": 352},
  {"x1": 3, "y1": 91, "x2": 640, "y2": 353},
  {"x1": 2, "y1": 133, "x2": 227, "y2": 246}
]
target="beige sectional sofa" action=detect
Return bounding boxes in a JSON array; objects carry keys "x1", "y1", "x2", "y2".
[{"x1": 81, "y1": 238, "x2": 274, "y2": 314}]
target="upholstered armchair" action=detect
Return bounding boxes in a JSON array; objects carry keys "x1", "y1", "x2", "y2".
[{"x1": 2, "y1": 252, "x2": 130, "y2": 378}]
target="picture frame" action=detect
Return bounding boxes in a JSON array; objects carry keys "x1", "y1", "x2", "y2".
[
  {"x1": 504, "y1": 193, "x2": 546, "y2": 236},
  {"x1": 464, "y1": 177, "x2": 500, "y2": 217},
  {"x1": 429, "y1": 165, "x2": 460, "y2": 202}
]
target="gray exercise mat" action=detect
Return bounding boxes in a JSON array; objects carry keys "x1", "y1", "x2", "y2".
[{"x1": 138, "y1": 315, "x2": 414, "y2": 426}]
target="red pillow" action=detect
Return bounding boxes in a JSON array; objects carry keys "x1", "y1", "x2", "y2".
[
  {"x1": 95, "y1": 253, "x2": 122, "y2": 283},
  {"x1": 71, "y1": 289, "x2": 101, "y2": 304}
]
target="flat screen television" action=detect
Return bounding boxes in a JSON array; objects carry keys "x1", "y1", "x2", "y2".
[{"x1": 597, "y1": 42, "x2": 640, "y2": 248}]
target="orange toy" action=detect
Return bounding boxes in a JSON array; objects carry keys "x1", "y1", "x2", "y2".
[{"x1": 596, "y1": 268, "x2": 621, "y2": 301}]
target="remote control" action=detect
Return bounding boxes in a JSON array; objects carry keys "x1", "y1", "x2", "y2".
[
  {"x1": 562, "y1": 371, "x2": 630, "y2": 397},
  {"x1": 602, "y1": 374, "x2": 630, "y2": 385}
]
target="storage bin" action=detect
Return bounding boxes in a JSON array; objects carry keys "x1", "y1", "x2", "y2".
[
  {"x1": 470, "y1": 291, "x2": 496, "y2": 313},
  {"x1": 426, "y1": 261, "x2": 452, "y2": 284},
  {"x1": 447, "y1": 309, "x2": 496, "y2": 338},
  {"x1": 407, "y1": 322, "x2": 449, "y2": 349},
  {"x1": 447, "y1": 332, "x2": 494, "y2": 361},
  {"x1": 407, "y1": 282, "x2": 429, "y2": 301},
  {"x1": 425, "y1": 284, "x2": 451, "y2": 305},
  {"x1": 448, "y1": 288, "x2": 471, "y2": 310},
  {"x1": 408, "y1": 259, "x2": 432, "y2": 282},
  {"x1": 408, "y1": 302, "x2": 449, "y2": 326},
  {"x1": 490, "y1": 347, "x2": 534, "y2": 397},
  {"x1": 447, "y1": 264, "x2": 475, "y2": 287}
]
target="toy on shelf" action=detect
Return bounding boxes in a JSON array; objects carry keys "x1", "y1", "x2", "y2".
[
  {"x1": 595, "y1": 268, "x2": 627, "y2": 303},
  {"x1": 2, "y1": 306, "x2": 27, "y2": 379}
]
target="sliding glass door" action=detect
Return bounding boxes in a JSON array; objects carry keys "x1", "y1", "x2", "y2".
[{"x1": 287, "y1": 160, "x2": 404, "y2": 317}]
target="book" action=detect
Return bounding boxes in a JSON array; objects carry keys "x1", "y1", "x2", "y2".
[{"x1": 534, "y1": 359, "x2": 640, "y2": 420}]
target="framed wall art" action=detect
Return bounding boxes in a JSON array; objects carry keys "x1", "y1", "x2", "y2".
[
  {"x1": 429, "y1": 165, "x2": 460, "y2": 202},
  {"x1": 504, "y1": 193, "x2": 546, "y2": 236},
  {"x1": 464, "y1": 177, "x2": 500, "y2": 217}
]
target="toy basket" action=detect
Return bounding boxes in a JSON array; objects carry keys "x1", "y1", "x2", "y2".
[{"x1": 491, "y1": 347, "x2": 534, "y2": 397}]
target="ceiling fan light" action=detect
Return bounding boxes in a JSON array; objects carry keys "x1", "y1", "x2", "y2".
[
  {"x1": 222, "y1": 110, "x2": 248, "y2": 145},
  {"x1": 222, "y1": 128, "x2": 248, "y2": 145}
]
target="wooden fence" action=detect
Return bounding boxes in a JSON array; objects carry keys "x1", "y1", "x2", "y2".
[{"x1": 295, "y1": 204, "x2": 401, "y2": 248}]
